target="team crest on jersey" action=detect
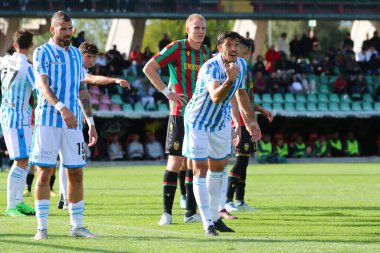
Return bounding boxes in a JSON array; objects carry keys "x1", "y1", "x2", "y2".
[
  {"x1": 186, "y1": 51, "x2": 190, "y2": 56},
  {"x1": 56, "y1": 55, "x2": 60, "y2": 59},
  {"x1": 244, "y1": 143, "x2": 250, "y2": 151},
  {"x1": 173, "y1": 141, "x2": 180, "y2": 150},
  {"x1": 250, "y1": 83, "x2": 254, "y2": 89}
]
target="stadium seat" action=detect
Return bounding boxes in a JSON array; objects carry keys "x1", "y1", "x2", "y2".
[
  {"x1": 284, "y1": 93, "x2": 295, "y2": 103},
  {"x1": 262, "y1": 102, "x2": 272, "y2": 110},
  {"x1": 284, "y1": 102, "x2": 295, "y2": 111},
  {"x1": 262, "y1": 94, "x2": 272, "y2": 103},
  {"x1": 329, "y1": 94, "x2": 340, "y2": 103},
  {"x1": 319, "y1": 85, "x2": 329, "y2": 94},
  {"x1": 145, "y1": 103, "x2": 156, "y2": 111},
  {"x1": 307, "y1": 94, "x2": 317, "y2": 103},
  {"x1": 158, "y1": 103, "x2": 169, "y2": 112},
  {"x1": 111, "y1": 103, "x2": 122, "y2": 112},
  {"x1": 307, "y1": 102, "x2": 317, "y2": 111},
  {"x1": 351, "y1": 102, "x2": 362, "y2": 112},
  {"x1": 98, "y1": 103, "x2": 109, "y2": 111},
  {"x1": 318, "y1": 94, "x2": 328, "y2": 103},
  {"x1": 363, "y1": 93, "x2": 374, "y2": 102},
  {"x1": 374, "y1": 102, "x2": 380, "y2": 111},
  {"x1": 295, "y1": 94, "x2": 306, "y2": 103},
  {"x1": 319, "y1": 75, "x2": 329, "y2": 85},
  {"x1": 111, "y1": 94, "x2": 123, "y2": 104},
  {"x1": 254, "y1": 94, "x2": 261, "y2": 104},
  {"x1": 340, "y1": 102, "x2": 350, "y2": 111},
  {"x1": 272, "y1": 102, "x2": 283, "y2": 110},
  {"x1": 134, "y1": 102, "x2": 145, "y2": 112},
  {"x1": 329, "y1": 102, "x2": 339, "y2": 112},
  {"x1": 273, "y1": 93, "x2": 284, "y2": 103},
  {"x1": 340, "y1": 94, "x2": 351, "y2": 103},
  {"x1": 123, "y1": 103, "x2": 133, "y2": 112},
  {"x1": 362, "y1": 102, "x2": 373, "y2": 111},
  {"x1": 318, "y1": 103, "x2": 328, "y2": 112},
  {"x1": 295, "y1": 102, "x2": 306, "y2": 111},
  {"x1": 100, "y1": 94, "x2": 111, "y2": 105}
]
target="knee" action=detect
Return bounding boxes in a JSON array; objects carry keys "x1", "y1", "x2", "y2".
[
  {"x1": 67, "y1": 169, "x2": 83, "y2": 183},
  {"x1": 38, "y1": 170, "x2": 51, "y2": 185}
]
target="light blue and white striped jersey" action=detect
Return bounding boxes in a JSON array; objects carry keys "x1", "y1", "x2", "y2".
[
  {"x1": 184, "y1": 53, "x2": 246, "y2": 132},
  {"x1": 33, "y1": 38, "x2": 85, "y2": 129},
  {"x1": 0, "y1": 53, "x2": 35, "y2": 128}
]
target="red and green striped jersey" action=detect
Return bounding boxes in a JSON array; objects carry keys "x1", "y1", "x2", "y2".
[
  {"x1": 232, "y1": 71, "x2": 255, "y2": 128},
  {"x1": 153, "y1": 39, "x2": 212, "y2": 116}
]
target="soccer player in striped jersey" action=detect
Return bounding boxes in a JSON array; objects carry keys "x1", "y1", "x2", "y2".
[
  {"x1": 31, "y1": 11, "x2": 97, "y2": 240},
  {"x1": 182, "y1": 31, "x2": 262, "y2": 236},
  {"x1": 0, "y1": 29, "x2": 36, "y2": 217},
  {"x1": 143, "y1": 14, "x2": 212, "y2": 226},
  {"x1": 57, "y1": 41, "x2": 131, "y2": 210},
  {"x1": 225, "y1": 38, "x2": 273, "y2": 214}
]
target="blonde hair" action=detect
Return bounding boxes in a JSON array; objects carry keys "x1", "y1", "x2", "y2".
[{"x1": 186, "y1": 14, "x2": 206, "y2": 28}]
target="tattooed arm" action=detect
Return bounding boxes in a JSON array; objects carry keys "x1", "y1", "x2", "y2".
[
  {"x1": 78, "y1": 81, "x2": 98, "y2": 146},
  {"x1": 35, "y1": 74, "x2": 78, "y2": 128}
]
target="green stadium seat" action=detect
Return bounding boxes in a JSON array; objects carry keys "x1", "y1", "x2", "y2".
[
  {"x1": 319, "y1": 75, "x2": 329, "y2": 85},
  {"x1": 374, "y1": 102, "x2": 380, "y2": 110},
  {"x1": 296, "y1": 94, "x2": 306, "y2": 103},
  {"x1": 340, "y1": 94, "x2": 351, "y2": 103},
  {"x1": 307, "y1": 103, "x2": 317, "y2": 111},
  {"x1": 295, "y1": 102, "x2": 306, "y2": 111},
  {"x1": 134, "y1": 102, "x2": 145, "y2": 112},
  {"x1": 272, "y1": 102, "x2": 283, "y2": 110},
  {"x1": 318, "y1": 103, "x2": 328, "y2": 112},
  {"x1": 157, "y1": 103, "x2": 169, "y2": 112},
  {"x1": 318, "y1": 94, "x2": 328, "y2": 103},
  {"x1": 362, "y1": 102, "x2": 373, "y2": 111},
  {"x1": 145, "y1": 103, "x2": 157, "y2": 111},
  {"x1": 340, "y1": 102, "x2": 350, "y2": 111},
  {"x1": 262, "y1": 94, "x2": 272, "y2": 103},
  {"x1": 307, "y1": 94, "x2": 318, "y2": 103},
  {"x1": 351, "y1": 102, "x2": 362, "y2": 112},
  {"x1": 351, "y1": 93, "x2": 362, "y2": 101},
  {"x1": 262, "y1": 102, "x2": 272, "y2": 110},
  {"x1": 363, "y1": 93, "x2": 374, "y2": 102},
  {"x1": 319, "y1": 85, "x2": 329, "y2": 94},
  {"x1": 123, "y1": 103, "x2": 133, "y2": 112},
  {"x1": 111, "y1": 94, "x2": 123, "y2": 104},
  {"x1": 365, "y1": 75, "x2": 374, "y2": 86},
  {"x1": 329, "y1": 94, "x2": 340, "y2": 103},
  {"x1": 329, "y1": 102, "x2": 340, "y2": 112},
  {"x1": 273, "y1": 93, "x2": 284, "y2": 103},
  {"x1": 284, "y1": 102, "x2": 295, "y2": 111},
  {"x1": 254, "y1": 94, "x2": 261, "y2": 104},
  {"x1": 284, "y1": 93, "x2": 295, "y2": 103}
]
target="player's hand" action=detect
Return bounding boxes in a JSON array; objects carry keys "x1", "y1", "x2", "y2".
[
  {"x1": 60, "y1": 107, "x2": 78, "y2": 129},
  {"x1": 247, "y1": 121, "x2": 261, "y2": 142},
  {"x1": 166, "y1": 92, "x2": 187, "y2": 106},
  {"x1": 116, "y1": 78, "x2": 131, "y2": 89},
  {"x1": 224, "y1": 62, "x2": 239, "y2": 83},
  {"x1": 262, "y1": 109, "x2": 273, "y2": 123},
  {"x1": 233, "y1": 125, "x2": 241, "y2": 147},
  {"x1": 88, "y1": 125, "x2": 98, "y2": 147}
]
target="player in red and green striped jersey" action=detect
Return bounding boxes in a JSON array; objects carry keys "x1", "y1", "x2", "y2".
[{"x1": 143, "y1": 13, "x2": 212, "y2": 226}]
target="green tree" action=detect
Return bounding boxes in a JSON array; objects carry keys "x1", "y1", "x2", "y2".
[{"x1": 72, "y1": 19, "x2": 112, "y2": 50}]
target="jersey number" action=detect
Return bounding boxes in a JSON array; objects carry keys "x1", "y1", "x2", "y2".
[{"x1": 77, "y1": 142, "x2": 86, "y2": 160}]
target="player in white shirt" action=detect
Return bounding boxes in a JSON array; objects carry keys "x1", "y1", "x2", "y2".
[
  {"x1": 183, "y1": 31, "x2": 261, "y2": 236},
  {"x1": 31, "y1": 11, "x2": 98, "y2": 240},
  {"x1": 0, "y1": 29, "x2": 36, "y2": 217}
]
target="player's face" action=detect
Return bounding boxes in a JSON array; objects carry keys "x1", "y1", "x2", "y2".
[
  {"x1": 218, "y1": 38, "x2": 240, "y2": 63},
  {"x1": 238, "y1": 44, "x2": 250, "y2": 63},
  {"x1": 83, "y1": 53, "x2": 97, "y2": 68},
  {"x1": 186, "y1": 18, "x2": 206, "y2": 44},
  {"x1": 50, "y1": 20, "x2": 73, "y2": 47}
]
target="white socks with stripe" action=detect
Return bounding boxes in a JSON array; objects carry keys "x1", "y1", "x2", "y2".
[
  {"x1": 206, "y1": 170, "x2": 224, "y2": 222},
  {"x1": 35, "y1": 199, "x2": 50, "y2": 229},
  {"x1": 7, "y1": 165, "x2": 28, "y2": 209},
  {"x1": 69, "y1": 200, "x2": 84, "y2": 229},
  {"x1": 59, "y1": 164, "x2": 67, "y2": 202},
  {"x1": 193, "y1": 177, "x2": 213, "y2": 230}
]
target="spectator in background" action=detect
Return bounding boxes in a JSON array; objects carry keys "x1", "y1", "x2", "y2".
[
  {"x1": 252, "y1": 71, "x2": 267, "y2": 94},
  {"x1": 289, "y1": 34, "x2": 300, "y2": 58},
  {"x1": 145, "y1": 133, "x2": 164, "y2": 160},
  {"x1": 320, "y1": 55, "x2": 334, "y2": 76},
  {"x1": 76, "y1": 31, "x2": 86, "y2": 46},
  {"x1": 278, "y1": 73, "x2": 290, "y2": 94},
  {"x1": 289, "y1": 74, "x2": 304, "y2": 94},
  {"x1": 328, "y1": 132, "x2": 344, "y2": 157},
  {"x1": 143, "y1": 46, "x2": 155, "y2": 62},
  {"x1": 266, "y1": 71, "x2": 281, "y2": 93},
  {"x1": 127, "y1": 134, "x2": 144, "y2": 160},
  {"x1": 342, "y1": 33, "x2": 354, "y2": 51},
  {"x1": 274, "y1": 138, "x2": 288, "y2": 163},
  {"x1": 253, "y1": 55, "x2": 266, "y2": 74},
  {"x1": 277, "y1": 32, "x2": 288, "y2": 55},
  {"x1": 265, "y1": 45, "x2": 281, "y2": 72},
  {"x1": 345, "y1": 131, "x2": 360, "y2": 157},
  {"x1": 130, "y1": 45, "x2": 145, "y2": 65},
  {"x1": 300, "y1": 74, "x2": 315, "y2": 94},
  {"x1": 108, "y1": 136, "x2": 124, "y2": 161},
  {"x1": 299, "y1": 32, "x2": 313, "y2": 58},
  {"x1": 313, "y1": 135, "x2": 329, "y2": 157},
  {"x1": 368, "y1": 30, "x2": 380, "y2": 52},
  {"x1": 132, "y1": 74, "x2": 155, "y2": 107},
  {"x1": 158, "y1": 33, "x2": 171, "y2": 51},
  {"x1": 333, "y1": 74, "x2": 348, "y2": 94},
  {"x1": 291, "y1": 136, "x2": 307, "y2": 158},
  {"x1": 257, "y1": 134, "x2": 277, "y2": 164},
  {"x1": 351, "y1": 74, "x2": 368, "y2": 98}
]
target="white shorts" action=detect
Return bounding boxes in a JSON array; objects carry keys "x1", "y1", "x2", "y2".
[
  {"x1": 29, "y1": 126, "x2": 86, "y2": 168},
  {"x1": 1, "y1": 125, "x2": 32, "y2": 160},
  {"x1": 182, "y1": 124, "x2": 231, "y2": 160}
]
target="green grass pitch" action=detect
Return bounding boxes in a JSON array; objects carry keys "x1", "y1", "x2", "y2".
[{"x1": 0, "y1": 163, "x2": 379, "y2": 253}]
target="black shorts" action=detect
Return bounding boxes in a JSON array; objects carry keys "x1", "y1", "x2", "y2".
[
  {"x1": 165, "y1": 115, "x2": 184, "y2": 156},
  {"x1": 234, "y1": 126, "x2": 256, "y2": 154}
]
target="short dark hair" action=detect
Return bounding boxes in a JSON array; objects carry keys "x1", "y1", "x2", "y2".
[
  {"x1": 217, "y1": 31, "x2": 241, "y2": 46},
  {"x1": 240, "y1": 37, "x2": 255, "y2": 54},
  {"x1": 13, "y1": 29, "x2": 33, "y2": 50},
  {"x1": 51, "y1": 10, "x2": 71, "y2": 26},
  {"x1": 79, "y1": 42, "x2": 99, "y2": 55}
]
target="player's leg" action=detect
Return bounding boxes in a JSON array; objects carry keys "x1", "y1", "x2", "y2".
[
  {"x1": 50, "y1": 166, "x2": 58, "y2": 197},
  {"x1": 61, "y1": 127, "x2": 97, "y2": 238},
  {"x1": 178, "y1": 160, "x2": 187, "y2": 209},
  {"x1": 58, "y1": 163, "x2": 68, "y2": 210},
  {"x1": 183, "y1": 158, "x2": 201, "y2": 223},
  {"x1": 235, "y1": 158, "x2": 255, "y2": 211},
  {"x1": 3, "y1": 126, "x2": 34, "y2": 216},
  {"x1": 24, "y1": 164, "x2": 35, "y2": 197}
]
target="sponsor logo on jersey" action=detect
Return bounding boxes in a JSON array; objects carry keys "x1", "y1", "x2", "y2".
[
  {"x1": 184, "y1": 63, "x2": 201, "y2": 71},
  {"x1": 173, "y1": 141, "x2": 180, "y2": 151},
  {"x1": 244, "y1": 143, "x2": 250, "y2": 151}
]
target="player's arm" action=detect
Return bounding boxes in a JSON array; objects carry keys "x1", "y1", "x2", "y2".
[
  {"x1": 208, "y1": 62, "x2": 239, "y2": 104},
  {"x1": 143, "y1": 58, "x2": 185, "y2": 105},
  {"x1": 85, "y1": 74, "x2": 130, "y2": 89},
  {"x1": 35, "y1": 74, "x2": 77, "y2": 128},
  {"x1": 230, "y1": 96, "x2": 241, "y2": 147},
  {"x1": 78, "y1": 81, "x2": 97, "y2": 147},
  {"x1": 235, "y1": 89, "x2": 261, "y2": 142},
  {"x1": 254, "y1": 104, "x2": 273, "y2": 123}
]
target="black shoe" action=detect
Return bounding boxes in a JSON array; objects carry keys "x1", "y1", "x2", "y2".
[
  {"x1": 214, "y1": 219, "x2": 235, "y2": 232},
  {"x1": 57, "y1": 194, "x2": 64, "y2": 209},
  {"x1": 204, "y1": 225, "x2": 218, "y2": 236}
]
